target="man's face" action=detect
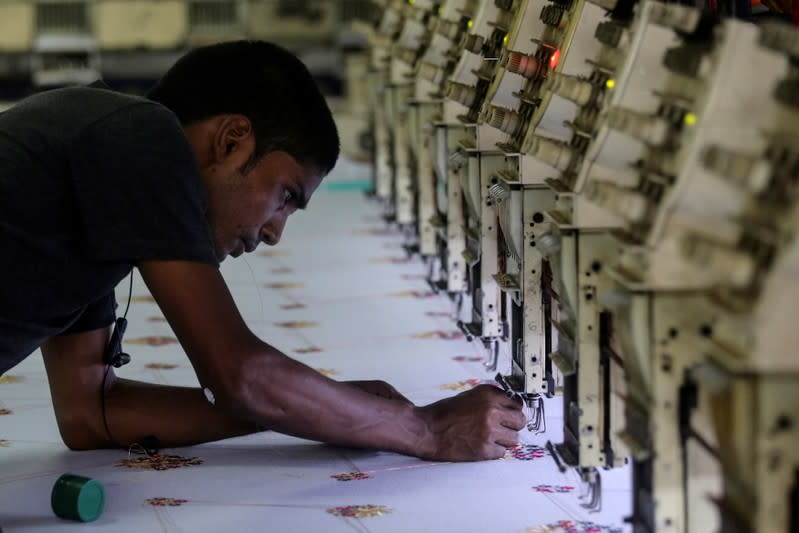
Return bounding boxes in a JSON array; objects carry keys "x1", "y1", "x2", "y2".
[{"x1": 205, "y1": 150, "x2": 324, "y2": 261}]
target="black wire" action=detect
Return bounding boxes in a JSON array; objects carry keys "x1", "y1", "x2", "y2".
[
  {"x1": 100, "y1": 272, "x2": 134, "y2": 449},
  {"x1": 122, "y1": 270, "x2": 133, "y2": 318}
]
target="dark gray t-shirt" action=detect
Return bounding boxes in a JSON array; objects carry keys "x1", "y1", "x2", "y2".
[{"x1": 0, "y1": 85, "x2": 219, "y2": 374}]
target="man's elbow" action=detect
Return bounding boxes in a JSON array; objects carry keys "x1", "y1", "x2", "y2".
[
  {"x1": 51, "y1": 398, "x2": 109, "y2": 451},
  {"x1": 57, "y1": 417, "x2": 107, "y2": 451}
]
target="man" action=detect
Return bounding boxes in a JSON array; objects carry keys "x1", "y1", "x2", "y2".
[{"x1": 0, "y1": 41, "x2": 524, "y2": 461}]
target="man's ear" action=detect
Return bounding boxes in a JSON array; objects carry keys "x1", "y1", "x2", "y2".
[{"x1": 213, "y1": 114, "x2": 254, "y2": 165}]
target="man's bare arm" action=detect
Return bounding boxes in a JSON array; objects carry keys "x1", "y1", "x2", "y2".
[
  {"x1": 137, "y1": 259, "x2": 525, "y2": 461},
  {"x1": 41, "y1": 329, "x2": 256, "y2": 450}
]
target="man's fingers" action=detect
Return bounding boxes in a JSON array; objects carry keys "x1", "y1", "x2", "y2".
[
  {"x1": 493, "y1": 427, "x2": 520, "y2": 449},
  {"x1": 500, "y1": 408, "x2": 527, "y2": 431},
  {"x1": 498, "y1": 394, "x2": 524, "y2": 410}
]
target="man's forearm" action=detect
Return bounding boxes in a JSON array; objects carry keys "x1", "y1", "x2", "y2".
[
  {"x1": 101, "y1": 378, "x2": 256, "y2": 449},
  {"x1": 217, "y1": 348, "x2": 433, "y2": 458}
]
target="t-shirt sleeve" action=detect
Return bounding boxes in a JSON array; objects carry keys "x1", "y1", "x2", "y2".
[
  {"x1": 62, "y1": 292, "x2": 117, "y2": 335},
  {"x1": 68, "y1": 103, "x2": 219, "y2": 266}
]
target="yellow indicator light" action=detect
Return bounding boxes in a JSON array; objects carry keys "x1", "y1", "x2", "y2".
[
  {"x1": 503, "y1": 34, "x2": 509, "y2": 45},
  {"x1": 467, "y1": 19, "x2": 474, "y2": 29},
  {"x1": 684, "y1": 112, "x2": 697, "y2": 126},
  {"x1": 605, "y1": 79, "x2": 616, "y2": 90}
]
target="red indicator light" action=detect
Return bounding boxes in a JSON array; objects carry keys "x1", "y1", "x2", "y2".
[{"x1": 549, "y1": 49, "x2": 561, "y2": 70}]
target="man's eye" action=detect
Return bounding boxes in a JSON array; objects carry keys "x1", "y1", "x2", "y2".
[{"x1": 283, "y1": 189, "x2": 294, "y2": 205}]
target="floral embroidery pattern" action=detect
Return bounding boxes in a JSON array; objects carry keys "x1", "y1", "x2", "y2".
[
  {"x1": 452, "y1": 356, "x2": 483, "y2": 363},
  {"x1": 327, "y1": 504, "x2": 391, "y2": 518},
  {"x1": 294, "y1": 347, "x2": 323, "y2": 354},
  {"x1": 258, "y1": 250, "x2": 290, "y2": 258},
  {"x1": 126, "y1": 336, "x2": 178, "y2": 347},
  {"x1": 115, "y1": 454, "x2": 203, "y2": 471},
  {"x1": 352, "y1": 228, "x2": 395, "y2": 236},
  {"x1": 505, "y1": 444, "x2": 548, "y2": 461},
  {"x1": 145, "y1": 363, "x2": 179, "y2": 370},
  {"x1": 266, "y1": 282, "x2": 303, "y2": 290},
  {"x1": 440, "y1": 379, "x2": 481, "y2": 391},
  {"x1": 0, "y1": 375, "x2": 23, "y2": 384},
  {"x1": 532, "y1": 485, "x2": 575, "y2": 493},
  {"x1": 412, "y1": 331, "x2": 464, "y2": 340},
  {"x1": 526, "y1": 520, "x2": 624, "y2": 533},
  {"x1": 146, "y1": 498, "x2": 188, "y2": 507},
  {"x1": 331, "y1": 472, "x2": 371, "y2": 481},
  {"x1": 275, "y1": 321, "x2": 318, "y2": 329},
  {"x1": 370, "y1": 256, "x2": 412, "y2": 265},
  {"x1": 391, "y1": 290, "x2": 437, "y2": 299}
]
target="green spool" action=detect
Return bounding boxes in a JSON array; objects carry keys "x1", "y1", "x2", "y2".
[{"x1": 51, "y1": 473, "x2": 105, "y2": 522}]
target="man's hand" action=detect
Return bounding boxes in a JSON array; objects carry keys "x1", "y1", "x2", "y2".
[
  {"x1": 414, "y1": 385, "x2": 525, "y2": 461},
  {"x1": 344, "y1": 380, "x2": 413, "y2": 404}
]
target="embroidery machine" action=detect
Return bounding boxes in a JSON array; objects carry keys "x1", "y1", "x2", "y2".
[{"x1": 362, "y1": 0, "x2": 799, "y2": 530}]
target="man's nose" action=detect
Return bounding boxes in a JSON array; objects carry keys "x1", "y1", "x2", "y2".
[{"x1": 263, "y1": 217, "x2": 287, "y2": 245}]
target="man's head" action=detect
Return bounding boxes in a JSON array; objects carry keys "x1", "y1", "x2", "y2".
[{"x1": 148, "y1": 40, "x2": 339, "y2": 260}]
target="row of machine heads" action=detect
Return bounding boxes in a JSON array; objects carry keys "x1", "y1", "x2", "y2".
[{"x1": 361, "y1": 0, "x2": 799, "y2": 531}]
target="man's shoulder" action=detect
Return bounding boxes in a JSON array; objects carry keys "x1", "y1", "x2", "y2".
[{"x1": 5, "y1": 83, "x2": 174, "y2": 133}]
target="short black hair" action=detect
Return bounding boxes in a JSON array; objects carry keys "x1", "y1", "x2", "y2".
[{"x1": 148, "y1": 40, "x2": 339, "y2": 175}]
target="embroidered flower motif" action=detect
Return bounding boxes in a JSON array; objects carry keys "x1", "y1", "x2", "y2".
[
  {"x1": 294, "y1": 347, "x2": 323, "y2": 354},
  {"x1": 352, "y1": 228, "x2": 395, "y2": 236},
  {"x1": 504, "y1": 444, "x2": 548, "y2": 461},
  {"x1": 440, "y1": 379, "x2": 481, "y2": 391},
  {"x1": 331, "y1": 472, "x2": 371, "y2": 481},
  {"x1": 391, "y1": 291, "x2": 437, "y2": 299},
  {"x1": 275, "y1": 321, "x2": 318, "y2": 329},
  {"x1": 412, "y1": 331, "x2": 464, "y2": 340},
  {"x1": 258, "y1": 250, "x2": 291, "y2": 257},
  {"x1": 0, "y1": 409, "x2": 12, "y2": 415},
  {"x1": 315, "y1": 368, "x2": 339, "y2": 378},
  {"x1": 452, "y1": 356, "x2": 483, "y2": 362},
  {"x1": 145, "y1": 363, "x2": 179, "y2": 370},
  {"x1": 115, "y1": 454, "x2": 203, "y2": 471},
  {"x1": 266, "y1": 282, "x2": 303, "y2": 290},
  {"x1": 526, "y1": 520, "x2": 623, "y2": 533},
  {"x1": 370, "y1": 256, "x2": 412, "y2": 264},
  {"x1": 281, "y1": 303, "x2": 307, "y2": 310},
  {"x1": 126, "y1": 336, "x2": 178, "y2": 347},
  {"x1": 0, "y1": 375, "x2": 23, "y2": 384},
  {"x1": 146, "y1": 498, "x2": 188, "y2": 507},
  {"x1": 326, "y1": 504, "x2": 390, "y2": 518},
  {"x1": 532, "y1": 484, "x2": 575, "y2": 493}
]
